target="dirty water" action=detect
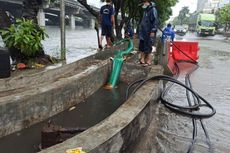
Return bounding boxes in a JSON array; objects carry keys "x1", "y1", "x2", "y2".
[{"x1": 0, "y1": 82, "x2": 127, "y2": 153}]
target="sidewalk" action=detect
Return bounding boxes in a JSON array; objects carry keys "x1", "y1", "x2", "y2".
[{"x1": 224, "y1": 32, "x2": 230, "y2": 42}]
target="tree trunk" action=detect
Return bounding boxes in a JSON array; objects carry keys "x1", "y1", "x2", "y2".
[
  {"x1": 0, "y1": 9, "x2": 11, "y2": 29},
  {"x1": 77, "y1": 0, "x2": 99, "y2": 19},
  {"x1": 115, "y1": 25, "x2": 122, "y2": 39},
  {"x1": 22, "y1": 0, "x2": 42, "y2": 23},
  {"x1": 113, "y1": 0, "x2": 124, "y2": 40}
]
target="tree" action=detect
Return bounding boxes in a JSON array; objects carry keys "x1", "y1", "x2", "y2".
[
  {"x1": 78, "y1": 0, "x2": 178, "y2": 39},
  {"x1": 172, "y1": 17, "x2": 180, "y2": 25},
  {"x1": 219, "y1": 4, "x2": 230, "y2": 32},
  {"x1": 77, "y1": 0, "x2": 100, "y2": 18},
  {"x1": 178, "y1": 6, "x2": 190, "y2": 25},
  {"x1": 155, "y1": 0, "x2": 178, "y2": 26},
  {"x1": 0, "y1": 0, "x2": 53, "y2": 65}
]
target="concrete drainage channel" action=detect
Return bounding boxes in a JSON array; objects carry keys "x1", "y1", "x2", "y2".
[{"x1": 0, "y1": 49, "x2": 163, "y2": 153}]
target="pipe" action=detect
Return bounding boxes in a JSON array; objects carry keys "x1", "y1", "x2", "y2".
[
  {"x1": 106, "y1": 39, "x2": 134, "y2": 89},
  {"x1": 60, "y1": 0, "x2": 66, "y2": 61}
]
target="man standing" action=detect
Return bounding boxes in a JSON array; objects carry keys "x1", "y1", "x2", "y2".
[
  {"x1": 139, "y1": 0, "x2": 158, "y2": 66},
  {"x1": 99, "y1": 0, "x2": 115, "y2": 49}
]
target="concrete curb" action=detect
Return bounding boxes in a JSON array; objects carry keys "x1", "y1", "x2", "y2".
[
  {"x1": 0, "y1": 48, "x2": 120, "y2": 137},
  {"x1": 0, "y1": 49, "x2": 115, "y2": 92},
  {"x1": 39, "y1": 66, "x2": 163, "y2": 153},
  {"x1": 0, "y1": 49, "x2": 145, "y2": 138},
  {"x1": 0, "y1": 44, "x2": 164, "y2": 153},
  {"x1": 0, "y1": 60, "x2": 110, "y2": 137}
]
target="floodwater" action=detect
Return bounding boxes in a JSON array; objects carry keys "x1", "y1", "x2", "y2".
[
  {"x1": 42, "y1": 26, "x2": 99, "y2": 63},
  {"x1": 0, "y1": 82, "x2": 127, "y2": 153},
  {"x1": 1, "y1": 26, "x2": 230, "y2": 153},
  {"x1": 151, "y1": 33, "x2": 230, "y2": 153},
  {"x1": 0, "y1": 26, "x2": 99, "y2": 63}
]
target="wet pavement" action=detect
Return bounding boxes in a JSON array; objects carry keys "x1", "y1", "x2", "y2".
[
  {"x1": 0, "y1": 82, "x2": 127, "y2": 153},
  {"x1": 1, "y1": 27, "x2": 230, "y2": 153},
  {"x1": 151, "y1": 33, "x2": 230, "y2": 153}
]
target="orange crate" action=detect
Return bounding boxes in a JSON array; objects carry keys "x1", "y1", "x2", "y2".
[{"x1": 171, "y1": 41, "x2": 199, "y2": 61}]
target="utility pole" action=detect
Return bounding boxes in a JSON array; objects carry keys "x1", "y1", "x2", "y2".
[{"x1": 60, "y1": 0, "x2": 66, "y2": 61}]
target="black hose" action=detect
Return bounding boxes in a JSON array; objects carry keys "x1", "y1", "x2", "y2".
[
  {"x1": 126, "y1": 73, "x2": 215, "y2": 153},
  {"x1": 127, "y1": 75, "x2": 216, "y2": 119},
  {"x1": 181, "y1": 61, "x2": 214, "y2": 153},
  {"x1": 183, "y1": 62, "x2": 199, "y2": 153},
  {"x1": 159, "y1": 27, "x2": 214, "y2": 152},
  {"x1": 126, "y1": 34, "x2": 216, "y2": 152}
]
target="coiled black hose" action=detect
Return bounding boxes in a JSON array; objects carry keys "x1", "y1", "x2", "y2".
[
  {"x1": 126, "y1": 38, "x2": 216, "y2": 152},
  {"x1": 126, "y1": 74, "x2": 216, "y2": 119}
]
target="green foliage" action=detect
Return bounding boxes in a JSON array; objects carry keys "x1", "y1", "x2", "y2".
[
  {"x1": 0, "y1": 19, "x2": 48, "y2": 57},
  {"x1": 219, "y1": 4, "x2": 230, "y2": 30},
  {"x1": 50, "y1": 0, "x2": 57, "y2": 3},
  {"x1": 101, "y1": 0, "x2": 178, "y2": 26},
  {"x1": 84, "y1": 0, "x2": 178, "y2": 38},
  {"x1": 172, "y1": 16, "x2": 180, "y2": 25},
  {"x1": 177, "y1": 7, "x2": 190, "y2": 25},
  {"x1": 155, "y1": 0, "x2": 178, "y2": 26}
]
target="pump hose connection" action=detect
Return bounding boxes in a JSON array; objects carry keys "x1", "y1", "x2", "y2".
[
  {"x1": 105, "y1": 39, "x2": 134, "y2": 89},
  {"x1": 126, "y1": 29, "x2": 216, "y2": 153}
]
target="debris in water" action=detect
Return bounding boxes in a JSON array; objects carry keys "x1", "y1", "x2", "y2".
[
  {"x1": 66, "y1": 147, "x2": 86, "y2": 153},
  {"x1": 69, "y1": 106, "x2": 76, "y2": 111},
  {"x1": 41, "y1": 122, "x2": 87, "y2": 149}
]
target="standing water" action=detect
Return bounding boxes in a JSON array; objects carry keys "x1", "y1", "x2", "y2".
[
  {"x1": 151, "y1": 34, "x2": 230, "y2": 153},
  {"x1": 42, "y1": 26, "x2": 99, "y2": 63},
  {"x1": 0, "y1": 26, "x2": 99, "y2": 63},
  {"x1": 0, "y1": 82, "x2": 128, "y2": 153}
]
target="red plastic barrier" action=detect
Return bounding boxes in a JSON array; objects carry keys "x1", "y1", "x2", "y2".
[
  {"x1": 166, "y1": 41, "x2": 177, "y2": 74},
  {"x1": 171, "y1": 41, "x2": 199, "y2": 61}
]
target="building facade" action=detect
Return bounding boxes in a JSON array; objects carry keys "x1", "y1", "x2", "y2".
[
  {"x1": 218, "y1": 0, "x2": 230, "y2": 8},
  {"x1": 197, "y1": 0, "x2": 208, "y2": 12}
]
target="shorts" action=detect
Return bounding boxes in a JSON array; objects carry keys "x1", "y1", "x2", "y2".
[
  {"x1": 101, "y1": 25, "x2": 112, "y2": 37},
  {"x1": 139, "y1": 40, "x2": 151, "y2": 53},
  {"x1": 139, "y1": 35, "x2": 156, "y2": 54}
]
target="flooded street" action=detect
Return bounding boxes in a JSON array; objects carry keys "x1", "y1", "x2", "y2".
[
  {"x1": 0, "y1": 26, "x2": 99, "y2": 63},
  {"x1": 152, "y1": 33, "x2": 230, "y2": 153},
  {"x1": 42, "y1": 26, "x2": 98, "y2": 63},
  {"x1": 1, "y1": 26, "x2": 230, "y2": 153}
]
